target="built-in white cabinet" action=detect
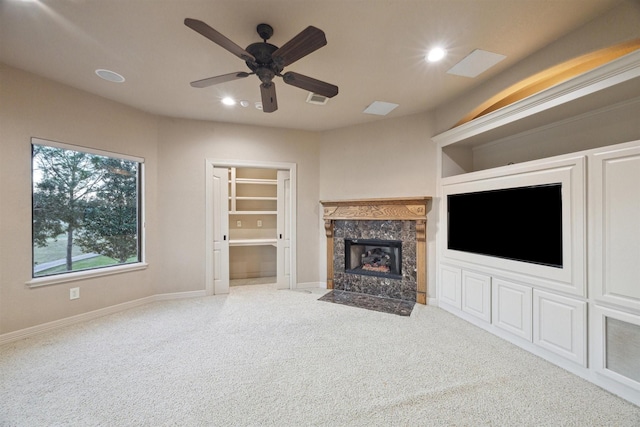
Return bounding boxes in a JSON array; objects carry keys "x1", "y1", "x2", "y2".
[
  {"x1": 432, "y1": 48, "x2": 640, "y2": 405},
  {"x1": 435, "y1": 141, "x2": 640, "y2": 404},
  {"x1": 589, "y1": 142, "x2": 640, "y2": 312},
  {"x1": 492, "y1": 278, "x2": 532, "y2": 342},
  {"x1": 592, "y1": 305, "x2": 640, "y2": 392},
  {"x1": 533, "y1": 289, "x2": 586, "y2": 366},
  {"x1": 588, "y1": 142, "x2": 640, "y2": 401},
  {"x1": 439, "y1": 265, "x2": 462, "y2": 309},
  {"x1": 461, "y1": 271, "x2": 491, "y2": 323},
  {"x1": 439, "y1": 263, "x2": 589, "y2": 366}
]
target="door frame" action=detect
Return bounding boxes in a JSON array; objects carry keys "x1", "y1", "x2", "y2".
[{"x1": 205, "y1": 158, "x2": 297, "y2": 295}]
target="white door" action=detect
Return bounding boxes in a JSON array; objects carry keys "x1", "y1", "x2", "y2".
[
  {"x1": 212, "y1": 167, "x2": 230, "y2": 294},
  {"x1": 276, "y1": 170, "x2": 291, "y2": 289}
]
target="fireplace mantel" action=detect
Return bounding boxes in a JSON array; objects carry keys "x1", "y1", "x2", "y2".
[
  {"x1": 321, "y1": 197, "x2": 431, "y2": 304},
  {"x1": 321, "y1": 197, "x2": 430, "y2": 221}
]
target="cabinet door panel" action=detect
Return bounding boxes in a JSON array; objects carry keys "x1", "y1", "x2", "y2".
[
  {"x1": 533, "y1": 290, "x2": 586, "y2": 366},
  {"x1": 593, "y1": 305, "x2": 640, "y2": 391},
  {"x1": 590, "y1": 143, "x2": 640, "y2": 311},
  {"x1": 439, "y1": 265, "x2": 462, "y2": 309},
  {"x1": 462, "y1": 271, "x2": 491, "y2": 322},
  {"x1": 492, "y1": 279, "x2": 532, "y2": 341}
]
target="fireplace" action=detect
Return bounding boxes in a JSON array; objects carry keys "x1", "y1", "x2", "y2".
[
  {"x1": 321, "y1": 197, "x2": 431, "y2": 304},
  {"x1": 345, "y1": 239, "x2": 402, "y2": 279}
]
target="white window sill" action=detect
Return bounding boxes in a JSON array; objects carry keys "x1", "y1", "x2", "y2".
[{"x1": 26, "y1": 262, "x2": 148, "y2": 288}]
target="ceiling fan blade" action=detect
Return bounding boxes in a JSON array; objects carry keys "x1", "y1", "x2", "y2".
[
  {"x1": 184, "y1": 18, "x2": 255, "y2": 62},
  {"x1": 282, "y1": 72, "x2": 338, "y2": 98},
  {"x1": 272, "y1": 26, "x2": 327, "y2": 67},
  {"x1": 190, "y1": 72, "x2": 250, "y2": 88},
  {"x1": 260, "y1": 82, "x2": 278, "y2": 113}
]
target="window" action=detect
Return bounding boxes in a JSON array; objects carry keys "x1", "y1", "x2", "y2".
[{"x1": 31, "y1": 138, "x2": 143, "y2": 278}]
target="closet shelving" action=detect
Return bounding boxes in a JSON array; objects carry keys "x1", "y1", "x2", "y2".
[{"x1": 228, "y1": 167, "x2": 277, "y2": 247}]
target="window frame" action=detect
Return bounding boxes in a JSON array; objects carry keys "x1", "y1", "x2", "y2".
[{"x1": 27, "y1": 138, "x2": 147, "y2": 288}]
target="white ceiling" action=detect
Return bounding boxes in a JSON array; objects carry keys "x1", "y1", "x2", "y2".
[{"x1": 0, "y1": 0, "x2": 623, "y2": 131}]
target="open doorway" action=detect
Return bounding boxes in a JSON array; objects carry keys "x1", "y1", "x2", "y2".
[{"x1": 205, "y1": 159, "x2": 296, "y2": 295}]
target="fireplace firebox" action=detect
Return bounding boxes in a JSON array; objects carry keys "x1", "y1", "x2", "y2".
[{"x1": 345, "y1": 238, "x2": 402, "y2": 280}]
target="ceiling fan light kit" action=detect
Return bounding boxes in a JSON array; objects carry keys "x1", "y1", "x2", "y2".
[{"x1": 185, "y1": 18, "x2": 339, "y2": 113}]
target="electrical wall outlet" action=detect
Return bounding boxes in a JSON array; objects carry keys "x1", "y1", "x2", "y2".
[
  {"x1": 257, "y1": 220, "x2": 262, "y2": 227},
  {"x1": 236, "y1": 220, "x2": 242, "y2": 227},
  {"x1": 70, "y1": 287, "x2": 80, "y2": 300}
]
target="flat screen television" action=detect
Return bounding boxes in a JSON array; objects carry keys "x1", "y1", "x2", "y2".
[{"x1": 447, "y1": 183, "x2": 563, "y2": 268}]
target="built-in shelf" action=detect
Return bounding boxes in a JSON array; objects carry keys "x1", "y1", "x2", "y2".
[
  {"x1": 231, "y1": 197, "x2": 278, "y2": 201},
  {"x1": 433, "y1": 49, "x2": 640, "y2": 150},
  {"x1": 232, "y1": 178, "x2": 277, "y2": 185},
  {"x1": 230, "y1": 211, "x2": 277, "y2": 215},
  {"x1": 229, "y1": 167, "x2": 278, "y2": 215},
  {"x1": 229, "y1": 238, "x2": 277, "y2": 247}
]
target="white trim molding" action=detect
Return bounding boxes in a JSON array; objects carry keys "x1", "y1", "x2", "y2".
[{"x1": 0, "y1": 290, "x2": 207, "y2": 346}]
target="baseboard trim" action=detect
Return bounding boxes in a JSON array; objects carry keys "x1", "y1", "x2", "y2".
[
  {"x1": 0, "y1": 290, "x2": 207, "y2": 346},
  {"x1": 296, "y1": 281, "x2": 326, "y2": 289},
  {"x1": 153, "y1": 290, "x2": 207, "y2": 301}
]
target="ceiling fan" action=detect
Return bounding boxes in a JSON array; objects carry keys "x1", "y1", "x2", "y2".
[{"x1": 184, "y1": 18, "x2": 339, "y2": 113}]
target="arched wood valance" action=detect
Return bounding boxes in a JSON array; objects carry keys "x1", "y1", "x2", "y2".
[{"x1": 454, "y1": 38, "x2": 640, "y2": 127}]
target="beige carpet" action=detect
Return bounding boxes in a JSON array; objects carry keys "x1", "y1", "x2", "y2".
[{"x1": 1, "y1": 284, "x2": 639, "y2": 426}]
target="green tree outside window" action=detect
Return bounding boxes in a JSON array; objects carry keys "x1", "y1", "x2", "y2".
[{"x1": 32, "y1": 142, "x2": 141, "y2": 277}]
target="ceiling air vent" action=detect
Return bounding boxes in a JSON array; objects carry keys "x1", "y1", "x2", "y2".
[{"x1": 306, "y1": 92, "x2": 329, "y2": 105}]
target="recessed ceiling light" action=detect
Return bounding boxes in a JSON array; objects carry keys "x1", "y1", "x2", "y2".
[
  {"x1": 426, "y1": 47, "x2": 447, "y2": 63},
  {"x1": 363, "y1": 101, "x2": 399, "y2": 116},
  {"x1": 221, "y1": 97, "x2": 236, "y2": 106},
  {"x1": 239, "y1": 100, "x2": 250, "y2": 107},
  {"x1": 95, "y1": 69, "x2": 125, "y2": 83},
  {"x1": 255, "y1": 101, "x2": 263, "y2": 110}
]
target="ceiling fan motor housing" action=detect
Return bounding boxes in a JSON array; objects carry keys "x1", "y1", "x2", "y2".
[{"x1": 245, "y1": 42, "x2": 283, "y2": 83}]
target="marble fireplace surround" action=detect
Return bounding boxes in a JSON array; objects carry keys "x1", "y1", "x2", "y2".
[{"x1": 321, "y1": 197, "x2": 431, "y2": 305}]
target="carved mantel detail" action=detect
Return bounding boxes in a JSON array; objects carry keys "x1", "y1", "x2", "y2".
[
  {"x1": 321, "y1": 197, "x2": 430, "y2": 221},
  {"x1": 416, "y1": 220, "x2": 427, "y2": 242},
  {"x1": 320, "y1": 197, "x2": 431, "y2": 305},
  {"x1": 324, "y1": 219, "x2": 333, "y2": 238}
]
